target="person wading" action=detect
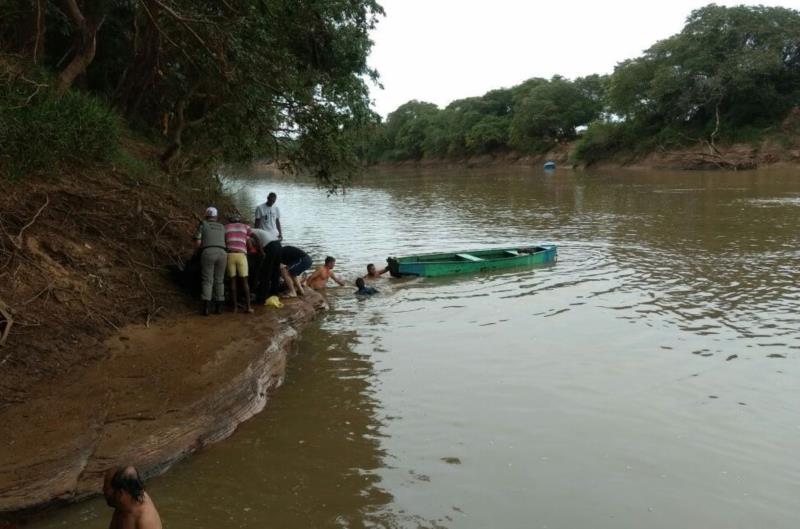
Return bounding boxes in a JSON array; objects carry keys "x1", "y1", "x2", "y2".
[
  {"x1": 103, "y1": 466, "x2": 162, "y2": 529},
  {"x1": 193, "y1": 207, "x2": 227, "y2": 315},
  {"x1": 364, "y1": 262, "x2": 389, "y2": 280},
  {"x1": 304, "y1": 256, "x2": 346, "y2": 289}
]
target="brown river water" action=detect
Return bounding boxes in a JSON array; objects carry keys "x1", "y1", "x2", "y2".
[{"x1": 30, "y1": 167, "x2": 800, "y2": 528}]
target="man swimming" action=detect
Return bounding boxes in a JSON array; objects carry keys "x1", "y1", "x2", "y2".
[
  {"x1": 363, "y1": 262, "x2": 389, "y2": 280},
  {"x1": 355, "y1": 277, "x2": 378, "y2": 296},
  {"x1": 304, "y1": 256, "x2": 345, "y2": 289},
  {"x1": 103, "y1": 466, "x2": 162, "y2": 529}
]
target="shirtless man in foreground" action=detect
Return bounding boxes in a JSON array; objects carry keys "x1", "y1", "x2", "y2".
[
  {"x1": 304, "y1": 256, "x2": 345, "y2": 289},
  {"x1": 104, "y1": 466, "x2": 162, "y2": 529}
]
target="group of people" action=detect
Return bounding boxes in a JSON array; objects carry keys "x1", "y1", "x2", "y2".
[{"x1": 192, "y1": 192, "x2": 386, "y2": 315}]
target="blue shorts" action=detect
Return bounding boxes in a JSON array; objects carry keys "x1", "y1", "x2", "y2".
[{"x1": 286, "y1": 255, "x2": 312, "y2": 276}]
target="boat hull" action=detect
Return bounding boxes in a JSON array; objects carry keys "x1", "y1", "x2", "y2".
[{"x1": 387, "y1": 244, "x2": 557, "y2": 277}]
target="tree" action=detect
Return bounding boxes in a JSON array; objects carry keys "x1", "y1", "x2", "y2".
[
  {"x1": 608, "y1": 5, "x2": 800, "y2": 143},
  {"x1": 383, "y1": 100, "x2": 439, "y2": 159},
  {"x1": 1, "y1": 0, "x2": 385, "y2": 187},
  {"x1": 510, "y1": 76, "x2": 603, "y2": 152}
]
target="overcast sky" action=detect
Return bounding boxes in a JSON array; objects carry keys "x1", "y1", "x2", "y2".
[{"x1": 367, "y1": 0, "x2": 797, "y2": 117}]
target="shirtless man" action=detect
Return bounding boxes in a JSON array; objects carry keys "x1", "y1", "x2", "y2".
[
  {"x1": 304, "y1": 256, "x2": 345, "y2": 289},
  {"x1": 364, "y1": 263, "x2": 389, "y2": 280},
  {"x1": 104, "y1": 466, "x2": 162, "y2": 529}
]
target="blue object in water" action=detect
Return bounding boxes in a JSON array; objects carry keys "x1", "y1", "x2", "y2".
[{"x1": 543, "y1": 161, "x2": 556, "y2": 170}]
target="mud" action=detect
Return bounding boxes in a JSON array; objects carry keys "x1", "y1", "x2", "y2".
[{"x1": 0, "y1": 292, "x2": 326, "y2": 519}]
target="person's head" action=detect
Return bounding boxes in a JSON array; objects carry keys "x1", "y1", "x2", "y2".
[
  {"x1": 266, "y1": 192, "x2": 277, "y2": 206},
  {"x1": 324, "y1": 256, "x2": 336, "y2": 269},
  {"x1": 205, "y1": 206, "x2": 218, "y2": 221},
  {"x1": 228, "y1": 212, "x2": 241, "y2": 223},
  {"x1": 366, "y1": 263, "x2": 375, "y2": 275},
  {"x1": 103, "y1": 466, "x2": 145, "y2": 508},
  {"x1": 355, "y1": 277, "x2": 365, "y2": 289}
]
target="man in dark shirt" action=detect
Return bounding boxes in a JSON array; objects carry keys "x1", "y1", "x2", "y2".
[
  {"x1": 279, "y1": 245, "x2": 312, "y2": 297},
  {"x1": 355, "y1": 277, "x2": 378, "y2": 296}
]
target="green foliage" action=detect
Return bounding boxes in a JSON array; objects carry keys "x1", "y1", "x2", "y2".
[
  {"x1": 571, "y1": 121, "x2": 639, "y2": 165},
  {"x1": 0, "y1": 63, "x2": 119, "y2": 179},
  {"x1": 509, "y1": 76, "x2": 603, "y2": 153},
  {"x1": 367, "y1": 77, "x2": 604, "y2": 161},
  {"x1": 465, "y1": 115, "x2": 510, "y2": 154},
  {"x1": 363, "y1": 4, "x2": 800, "y2": 165},
  {"x1": 1, "y1": 0, "x2": 384, "y2": 187},
  {"x1": 605, "y1": 4, "x2": 800, "y2": 147}
]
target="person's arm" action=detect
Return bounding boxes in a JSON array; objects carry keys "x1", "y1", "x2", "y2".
[
  {"x1": 276, "y1": 218, "x2": 282, "y2": 240},
  {"x1": 333, "y1": 273, "x2": 346, "y2": 287},
  {"x1": 193, "y1": 222, "x2": 203, "y2": 250},
  {"x1": 247, "y1": 234, "x2": 264, "y2": 255},
  {"x1": 378, "y1": 266, "x2": 389, "y2": 275}
]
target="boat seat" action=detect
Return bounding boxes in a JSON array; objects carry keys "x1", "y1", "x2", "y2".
[
  {"x1": 504, "y1": 250, "x2": 520, "y2": 256},
  {"x1": 456, "y1": 253, "x2": 483, "y2": 262}
]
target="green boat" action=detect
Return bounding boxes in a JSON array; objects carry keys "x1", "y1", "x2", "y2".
[{"x1": 386, "y1": 244, "x2": 557, "y2": 278}]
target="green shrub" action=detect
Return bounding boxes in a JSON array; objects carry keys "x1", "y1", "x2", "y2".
[
  {"x1": 0, "y1": 73, "x2": 120, "y2": 179},
  {"x1": 572, "y1": 121, "x2": 634, "y2": 164}
]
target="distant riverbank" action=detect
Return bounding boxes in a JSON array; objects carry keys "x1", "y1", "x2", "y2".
[{"x1": 367, "y1": 139, "x2": 800, "y2": 172}]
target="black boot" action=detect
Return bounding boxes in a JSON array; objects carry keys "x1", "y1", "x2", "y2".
[
  {"x1": 215, "y1": 301, "x2": 224, "y2": 314},
  {"x1": 202, "y1": 301, "x2": 212, "y2": 316}
]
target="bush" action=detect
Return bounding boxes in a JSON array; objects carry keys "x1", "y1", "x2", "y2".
[
  {"x1": 0, "y1": 70, "x2": 120, "y2": 179},
  {"x1": 571, "y1": 121, "x2": 634, "y2": 165}
]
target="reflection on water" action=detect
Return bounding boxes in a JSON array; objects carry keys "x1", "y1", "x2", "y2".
[{"x1": 30, "y1": 167, "x2": 800, "y2": 528}]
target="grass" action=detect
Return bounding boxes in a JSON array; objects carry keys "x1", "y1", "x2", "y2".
[{"x1": 0, "y1": 61, "x2": 121, "y2": 180}]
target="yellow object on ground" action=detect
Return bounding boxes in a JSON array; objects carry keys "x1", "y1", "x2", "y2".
[{"x1": 264, "y1": 295, "x2": 283, "y2": 308}]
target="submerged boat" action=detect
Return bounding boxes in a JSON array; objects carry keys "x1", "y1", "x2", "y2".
[{"x1": 387, "y1": 244, "x2": 557, "y2": 278}]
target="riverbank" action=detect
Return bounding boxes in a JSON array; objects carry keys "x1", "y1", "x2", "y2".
[
  {"x1": 0, "y1": 291, "x2": 326, "y2": 520},
  {"x1": 0, "y1": 145, "x2": 330, "y2": 521},
  {"x1": 367, "y1": 138, "x2": 800, "y2": 171}
]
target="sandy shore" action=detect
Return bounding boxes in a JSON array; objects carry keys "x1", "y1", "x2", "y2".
[{"x1": 0, "y1": 292, "x2": 326, "y2": 520}]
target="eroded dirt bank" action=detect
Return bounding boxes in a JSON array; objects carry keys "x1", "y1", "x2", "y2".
[
  {"x1": 367, "y1": 139, "x2": 800, "y2": 171},
  {"x1": 0, "y1": 292, "x2": 326, "y2": 520}
]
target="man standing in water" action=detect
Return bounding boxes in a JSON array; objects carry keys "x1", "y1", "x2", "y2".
[
  {"x1": 103, "y1": 466, "x2": 162, "y2": 529},
  {"x1": 304, "y1": 256, "x2": 346, "y2": 289},
  {"x1": 364, "y1": 263, "x2": 389, "y2": 280}
]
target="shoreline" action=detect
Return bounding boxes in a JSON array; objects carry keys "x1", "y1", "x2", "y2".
[
  {"x1": 0, "y1": 292, "x2": 326, "y2": 521},
  {"x1": 364, "y1": 140, "x2": 800, "y2": 172}
]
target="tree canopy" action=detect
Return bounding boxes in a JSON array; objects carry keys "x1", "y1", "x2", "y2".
[
  {"x1": 362, "y1": 75, "x2": 606, "y2": 162},
  {"x1": 364, "y1": 4, "x2": 800, "y2": 165},
  {"x1": 608, "y1": 4, "x2": 800, "y2": 133},
  {"x1": 1, "y1": 0, "x2": 384, "y2": 185}
]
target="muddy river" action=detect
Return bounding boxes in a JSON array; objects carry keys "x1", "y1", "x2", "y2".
[{"x1": 31, "y1": 167, "x2": 800, "y2": 528}]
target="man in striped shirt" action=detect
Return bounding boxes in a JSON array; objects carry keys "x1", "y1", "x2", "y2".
[{"x1": 225, "y1": 214, "x2": 254, "y2": 313}]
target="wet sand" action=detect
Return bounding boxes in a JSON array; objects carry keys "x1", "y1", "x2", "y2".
[{"x1": 0, "y1": 292, "x2": 326, "y2": 519}]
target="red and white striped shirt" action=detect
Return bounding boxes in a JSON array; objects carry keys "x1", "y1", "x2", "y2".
[{"x1": 224, "y1": 222, "x2": 251, "y2": 253}]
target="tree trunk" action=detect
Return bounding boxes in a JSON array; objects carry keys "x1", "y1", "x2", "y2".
[
  {"x1": 56, "y1": 0, "x2": 103, "y2": 93},
  {"x1": 8, "y1": 0, "x2": 46, "y2": 62},
  {"x1": 160, "y1": 98, "x2": 187, "y2": 171},
  {"x1": 116, "y1": 0, "x2": 162, "y2": 116}
]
